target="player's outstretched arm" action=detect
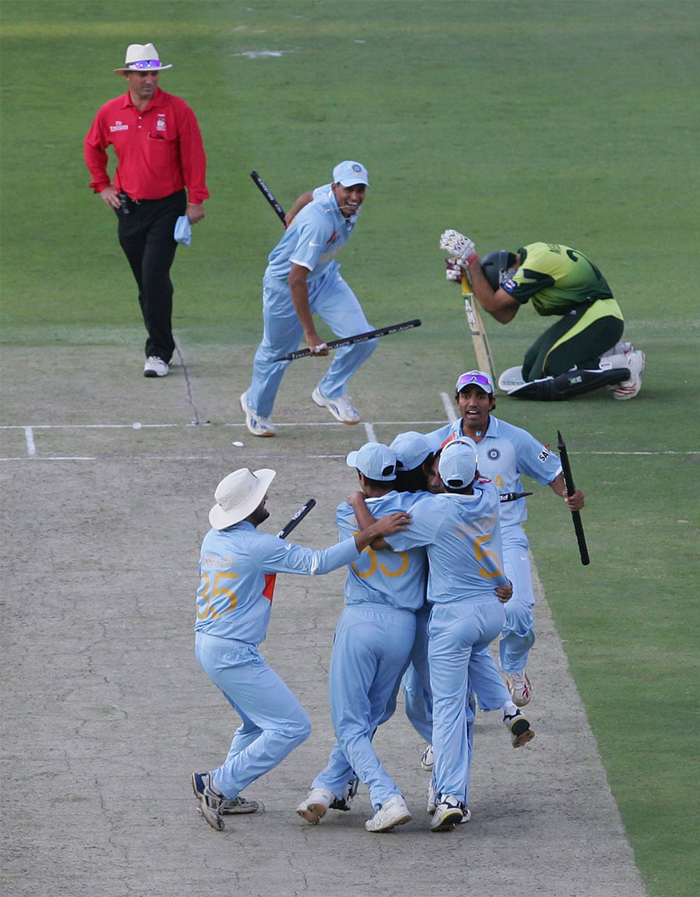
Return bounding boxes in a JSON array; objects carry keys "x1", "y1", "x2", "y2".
[{"x1": 353, "y1": 511, "x2": 411, "y2": 552}]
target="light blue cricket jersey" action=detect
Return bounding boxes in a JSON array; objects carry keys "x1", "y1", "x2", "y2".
[
  {"x1": 195, "y1": 522, "x2": 360, "y2": 644},
  {"x1": 386, "y1": 480, "x2": 509, "y2": 603},
  {"x1": 336, "y1": 492, "x2": 427, "y2": 612},
  {"x1": 266, "y1": 184, "x2": 361, "y2": 282},
  {"x1": 425, "y1": 416, "x2": 562, "y2": 527}
]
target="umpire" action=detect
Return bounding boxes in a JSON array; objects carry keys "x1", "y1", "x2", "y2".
[{"x1": 84, "y1": 43, "x2": 209, "y2": 378}]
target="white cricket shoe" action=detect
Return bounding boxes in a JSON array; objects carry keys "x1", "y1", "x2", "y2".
[
  {"x1": 365, "y1": 793, "x2": 412, "y2": 833},
  {"x1": 420, "y1": 744, "x2": 434, "y2": 771},
  {"x1": 220, "y1": 795, "x2": 263, "y2": 815},
  {"x1": 612, "y1": 350, "x2": 646, "y2": 400},
  {"x1": 503, "y1": 707, "x2": 536, "y2": 748},
  {"x1": 507, "y1": 670, "x2": 533, "y2": 706},
  {"x1": 430, "y1": 796, "x2": 465, "y2": 832},
  {"x1": 240, "y1": 392, "x2": 276, "y2": 437},
  {"x1": 312, "y1": 386, "x2": 361, "y2": 424},
  {"x1": 144, "y1": 356, "x2": 169, "y2": 378},
  {"x1": 428, "y1": 785, "x2": 471, "y2": 824},
  {"x1": 191, "y1": 771, "x2": 225, "y2": 831},
  {"x1": 296, "y1": 787, "x2": 334, "y2": 824}
]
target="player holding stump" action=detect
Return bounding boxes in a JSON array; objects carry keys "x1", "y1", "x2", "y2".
[
  {"x1": 190, "y1": 466, "x2": 410, "y2": 832},
  {"x1": 241, "y1": 161, "x2": 376, "y2": 436},
  {"x1": 440, "y1": 231, "x2": 645, "y2": 401},
  {"x1": 426, "y1": 370, "x2": 585, "y2": 708}
]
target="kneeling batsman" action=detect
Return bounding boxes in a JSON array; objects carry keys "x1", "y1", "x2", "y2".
[{"x1": 439, "y1": 229, "x2": 645, "y2": 402}]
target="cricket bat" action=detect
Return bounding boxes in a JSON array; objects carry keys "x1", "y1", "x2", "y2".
[{"x1": 462, "y1": 272, "x2": 496, "y2": 383}]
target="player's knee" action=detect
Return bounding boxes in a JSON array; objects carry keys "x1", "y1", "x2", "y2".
[{"x1": 353, "y1": 336, "x2": 378, "y2": 360}]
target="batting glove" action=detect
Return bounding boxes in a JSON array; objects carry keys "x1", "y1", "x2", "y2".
[
  {"x1": 445, "y1": 257, "x2": 466, "y2": 284},
  {"x1": 440, "y1": 229, "x2": 479, "y2": 266}
]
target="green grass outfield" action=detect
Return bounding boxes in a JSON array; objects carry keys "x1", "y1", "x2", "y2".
[{"x1": 1, "y1": 2, "x2": 699, "y2": 894}]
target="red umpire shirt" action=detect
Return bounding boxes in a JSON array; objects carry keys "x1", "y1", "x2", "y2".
[{"x1": 84, "y1": 86, "x2": 209, "y2": 203}]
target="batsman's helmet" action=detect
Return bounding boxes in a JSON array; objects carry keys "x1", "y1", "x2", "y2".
[{"x1": 480, "y1": 250, "x2": 517, "y2": 291}]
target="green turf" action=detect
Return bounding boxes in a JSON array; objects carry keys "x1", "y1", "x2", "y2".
[{"x1": 2, "y1": 2, "x2": 699, "y2": 893}]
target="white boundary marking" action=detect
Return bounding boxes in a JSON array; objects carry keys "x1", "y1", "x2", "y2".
[{"x1": 1, "y1": 419, "x2": 697, "y2": 461}]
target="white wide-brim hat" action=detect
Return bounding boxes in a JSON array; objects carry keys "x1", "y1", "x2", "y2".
[
  {"x1": 209, "y1": 468, "x2": 276, "y2": 529},
  {"x1": 114, "y1": 43, "x2": 172, "y2": 73}
]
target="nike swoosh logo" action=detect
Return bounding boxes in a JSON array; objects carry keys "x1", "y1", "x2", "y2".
[{"x1": 310, "y1": 242, "x2": 321, "y2": 247}]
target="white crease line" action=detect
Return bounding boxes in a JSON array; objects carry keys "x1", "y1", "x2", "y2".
[
  {"x1": 2, "y1": 457, "x2": 98, "y2": 462},
  {"x1": 0, "y1": 456, "x2": 216, "y2": 462},
  {"x1": 588, "y1": 451, "x2": 700, "y2": 455},
  {"x1": 2, "y1": 451, "x2": 698, "y2": 464},
  {"x1": 364, "y1": 422, "x2": 377, "y2": 442},
  {"x1": 0, "y1": 420, "x2": 450, "y2": 431},
  {"x1": 24, "y1": 427, "x2": 36, "y2": 458},
  {"x1": 440, "y1": 392, "x2": 458, "y2": 422}
]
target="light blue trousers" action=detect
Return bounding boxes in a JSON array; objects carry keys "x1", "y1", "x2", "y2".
[
  {"x1": 428, "y1": 598, "x2": 505, "y2": 804},
  {"x1": 402, "y1": 599, "x2": 511, "y2": 737},
  {"x1": 500, "y1": 526, "x2": 537, "y2": 675},
  {"x1": 246, "y1": 269, "x2": 377, "y2": 417},
  {"x1": 195, "y1": 632, "x2": 311, "y2": 799},
  {"x1": 311, "y1": 604, "x2": 416, "y2": 810}
]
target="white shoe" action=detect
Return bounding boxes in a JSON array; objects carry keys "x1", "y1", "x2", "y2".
[
  {"x1": 220, "y1": 796, "x2": 263, "y2": 815},
  {"x1": 144, "y1": 356, "x2": 169, "y2": 378},
  {"x1": 296, "y1": 787, "x2": 334, "y2": 824},
  {"x1": 240, "y1": 392, "x2": 276, "y2": 437},
  {"x1": 365, "y1": 793, "x2": 412, "y2": 833},
  {"x1": 312, "y1": 386, "x2": 361, "y2": 424},
  {"x1": 503, "y1": 707, "x2": 536, "y2": 748},
  {"x1": 507, "y1": 670, "x2": 533, "y2": 706},
  {"x1": 190, "y1": 772, "x2": 225, "y2": 831},
  {"x1": 612, "y1": 349, "x2": 645, "y2": 400},
  {"x1": 420, "y1": 744, "x2": 434, "y2": 772},
  {"x1": 430, "y1": 796, "x2": 465, "y2": 832}
]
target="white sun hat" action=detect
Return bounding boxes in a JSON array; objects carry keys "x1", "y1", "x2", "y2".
[
  {"x1": 209, "y1": 468, "x2": 276, "y2": 529},
  {"x1": 114, "y1": 43, "x2": 172, "y2": 73}
]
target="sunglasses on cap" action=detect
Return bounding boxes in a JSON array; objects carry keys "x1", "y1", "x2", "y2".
[
  {"x1": 129, "y1": 59, "x2": 163, "y2": 69},
  {"x1": 455, "y1": 371, "x2": 494, "y2": 393}
]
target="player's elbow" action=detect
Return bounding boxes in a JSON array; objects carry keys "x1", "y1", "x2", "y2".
[{"x1": 492, "y1": 307, "x2": 518, "y2": 324}]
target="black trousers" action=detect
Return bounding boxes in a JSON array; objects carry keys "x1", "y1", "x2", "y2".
[
  {"x1": 523, "y1": 304, "x2": 624, "y2": 381},
  {"x1": 117, "y1": 189, "x2": 187, "y2": 363}
]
